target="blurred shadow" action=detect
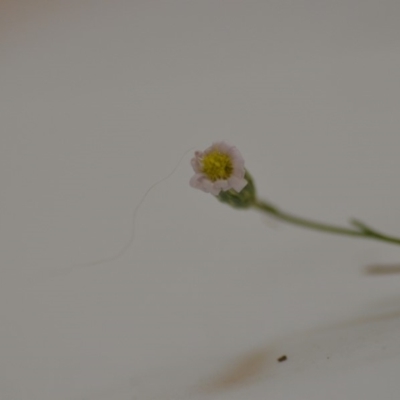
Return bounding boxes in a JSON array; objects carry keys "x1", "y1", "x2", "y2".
[
  {"x1": 364, "y1": 263, "x2": 400, "y2": 275},
  {"x1": 197, "y1": 349, "x2": 270, "y2": 394},
  {"x1": 196, "y1": 296, "x2": 400, "y2": 395},
  {"x1": 85, "y1": 294, "x2": 400, "y2": 400}
]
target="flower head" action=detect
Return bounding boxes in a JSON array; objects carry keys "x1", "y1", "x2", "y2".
[{"x1": 190, "y1": 141, "x2": 248, "y2": 196}]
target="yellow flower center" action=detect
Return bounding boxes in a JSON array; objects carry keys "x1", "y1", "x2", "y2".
[{"x1": 201, "y1": 151, "x2": 233, "y2": 181}]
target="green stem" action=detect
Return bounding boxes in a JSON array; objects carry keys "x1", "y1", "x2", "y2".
[{"x1": 253, "y1": 199, "x2": 400, "y2": 246}]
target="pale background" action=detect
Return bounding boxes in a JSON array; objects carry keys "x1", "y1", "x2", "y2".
[{"x1": 1, "y1": 1, "x2": 400, "y2": 399}]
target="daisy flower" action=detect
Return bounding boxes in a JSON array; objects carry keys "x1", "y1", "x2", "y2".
[{"x1": 189, "y1": 141, "x2": 248, "y2": 195}]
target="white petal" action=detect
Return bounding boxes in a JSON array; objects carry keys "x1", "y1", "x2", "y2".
[
  {"x1": 230, "y1": 148, "x2": 245, "y2": 169},
  {"x1": 189, "y1": 173, "x2": 203, "y2": 189},
  {"x1": 204, "y1": 180, "x2": 222, "y2": 195},
  {"x1": 190, "y1": 151, "x2": 204, "y2": 173},
  {"x1": 214, "y1": 141, "x2": 231, "y2": 154},
  {"x1": 214, "y1": 179, "x2": 230, "y2": 191},
  {"x1": 228, "y1": 176, "x2": 248, "y2": 193},
  {"x1": 190, "y1": 174, "x2": 221, "y2": 195}
]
